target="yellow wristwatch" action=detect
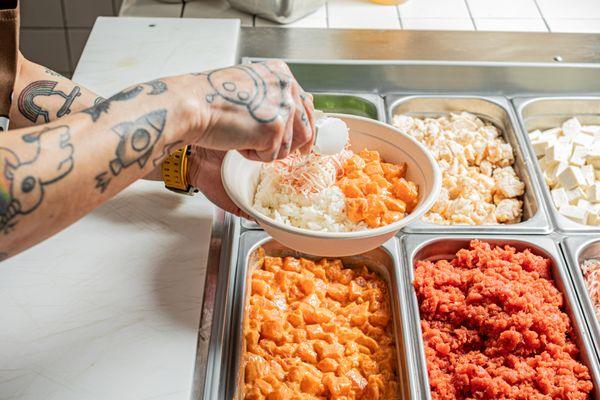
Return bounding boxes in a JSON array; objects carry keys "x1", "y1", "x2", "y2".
[{"x1": 162, "y1": 145, "x2": 198, "y2": 195}]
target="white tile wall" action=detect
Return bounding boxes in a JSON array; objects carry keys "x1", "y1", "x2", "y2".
[
  {"x1": 20, "y1": 0, "x2": 63, "y2": 28},
  {"x1": 64, "y1": 0, "x2": 115, "y2": 28},
  {"x1": 19, "y1": 0, "x2": 122, "y2": 76},
  {"x1": 547, "y1": 19, "x2": 600, "y2": 33},
  {"x1": 474, "y1": 18, "x2": 548, "y2": 32},
  {"x1": 120, "y1": 0, "x2": 183, "y2": 17},
  {"x1": 403, "y1": 18, "x2": 474, "y2": 30},
  {"x1": 399, "y1": 0, "x2": 470, "y2": 19},
  {"x1": 466, "y1": 0, "x2": 541, "y2": 19},
  {"x1": 20, "y1": 29, "x2": 71, "y2": 73},
  {"x1": 328, "y1": 0, "x2": 400, "y2": 29},
  {"x1": 17, "y1": 0, "x2": 600, "y2": 78},
  {"x1": 68, "y1": 29, "x2": 93, "y2": 68},
  {"x1": 183, "y1": 0, "x2": 253, "y2": 26},
  {"x1": 537, "y1": 0, "x2": 600, "y2": 19},
  {"x1": 255, "y1": 5, "x2": 328, "y2": 28}
]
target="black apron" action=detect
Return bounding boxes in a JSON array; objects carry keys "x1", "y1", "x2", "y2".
[{"x1": 0, "y1": 0, "x2": 19, "y2": 131}]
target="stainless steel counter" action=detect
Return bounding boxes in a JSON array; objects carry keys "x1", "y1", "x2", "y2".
[
  {"x1": 239, "y1": 27, "x2": 600, "y2": 64},
  {"x1": 195, "y1": 28, "x2": 600, "y2": 400}
]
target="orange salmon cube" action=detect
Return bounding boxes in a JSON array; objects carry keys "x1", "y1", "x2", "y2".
[
  {"x1": 364, "y1": 161, "x2": 384, "y2": 176},
  {"x1": 359, "y1": 149, "x2": 381, "y2": 162},
  {"x1": 383, "y1": 197, "x2": 406, "y2": 212},
  {"x1": 392, "y1": 178, "x2": 419, "y2": 212},
  {"x1": 346, "y1": 198, "x2": 368, "y2": 222},
  {"x1": 382, "y1": 162, "x2": 406, "y2": 180},
  {"x1": 340, "y1": 182, "x2": 363, "y2": 198}
]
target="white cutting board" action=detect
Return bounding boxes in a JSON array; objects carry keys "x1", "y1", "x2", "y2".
[{"x1": 74, "y1": 16, "x2": 240, "y2": 96}]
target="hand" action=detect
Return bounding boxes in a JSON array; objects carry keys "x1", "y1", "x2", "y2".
[
  {"x1": 186, "y1": 145, "x2": 252, "y2": 219},
  {"x1": 193, "y1": 60, "x2": 315, "y2": 162}
]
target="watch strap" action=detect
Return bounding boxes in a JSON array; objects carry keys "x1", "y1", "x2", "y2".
[{"x1": 162, "y1": 145, "x2": 194, "y2": 194}]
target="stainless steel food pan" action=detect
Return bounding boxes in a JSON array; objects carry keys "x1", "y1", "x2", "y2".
[
  {"x1": 228, "y1": 0, "x2": 324, "y2": 24},
  {"x1": 387, "y1": 95, "x2": 550, "y2": 234},
  {"x1": 400, "y1": 234, "x2": 600, "y2": 400},
  {"x1": 514, "y1": 97, "x2": 600, "y2": 233},
  {"x1": 563, "y1": 236, "x2": 600, "y2": 362},
  {"x1": 225, "y1": 231, "x2": 419, "y2": 399},
  {"x1": 313, "y1": 92, "x2": 385, "y2": 121}
]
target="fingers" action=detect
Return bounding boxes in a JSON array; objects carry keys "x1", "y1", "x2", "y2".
[
  {"x1": 276, "y1": 104, "x2": 295, "y2": 159},
  {"x1": 288, "y1": 84, "x2": 314, "y2": 155},
  {"x1": 255, "y1": 115, "x2": 286, "y2": 162},
  {"x1": 299, "y1": 91, "x2": 316, "y2": 155}
]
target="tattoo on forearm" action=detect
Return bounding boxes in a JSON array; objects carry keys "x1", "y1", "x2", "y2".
[
  {"x1": 146, "y1": 80, "x2": 167, "y2": 95},
  {"x1": 82, "y1": 80, "x2": 168, "y2": 122},
  {"x1": 151, "y1": 140, "x2": 183, "y2": 168},
  {"x1": 18, "y1": 81, "x2": 82, "y2": 123},
  {"x1": 0, "y1": 126, "x2": 74, "y2": 233},
  {"x1": 93, "y1": 96, "x2": 106, "y2": 106},
  {"x1": 198, "y1": 63, "x2": 291, "y2": 123},
  {"x1": 95, "y1": 109, "x2": 167, "y2": 193},
  {"x1": 44, "y1": 68, "x2": 62, "y2": 78}
]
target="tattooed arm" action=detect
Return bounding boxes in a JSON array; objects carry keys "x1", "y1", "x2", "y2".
[
  {"x1": 8, "y1": 53, "x2": 103, "y2": 128},
  {"x1": 0, "y1": 60, "x2": 314, "y2": 260}
]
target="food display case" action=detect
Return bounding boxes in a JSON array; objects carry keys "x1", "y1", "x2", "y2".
[{"x1": 192, "y1": 29, "x2": 600, "y2": 400}]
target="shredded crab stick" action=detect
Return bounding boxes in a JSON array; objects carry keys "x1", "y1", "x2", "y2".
[{"x1": 272, "y1": 148, "x2": 354, "y2": 196}]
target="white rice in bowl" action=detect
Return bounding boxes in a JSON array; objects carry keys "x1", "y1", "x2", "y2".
[{"x1": 253, "y1": 162, "x2": 366, "y2": 232}]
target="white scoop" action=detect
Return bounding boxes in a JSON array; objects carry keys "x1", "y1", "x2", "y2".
[{"x1": 312, "y1": 111, "x2": 349, "y2": 155}]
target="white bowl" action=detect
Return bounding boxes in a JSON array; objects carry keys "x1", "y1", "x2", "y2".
[{"x1": 221, "y1": 114, "x2": 441, "y2": 257}]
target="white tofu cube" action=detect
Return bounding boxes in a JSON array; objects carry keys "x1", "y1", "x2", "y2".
[
  {"x1": 545, "y1": 144, "x2": 571, "y2": 165},
  {"x1": 542, "y1": 127, "x2": 562, "y2": 138},
  {"x1": 532, "y1": 139, "x2": 554, "y2": 157},
  {"x1": 562, "y1": 118, "x2": 582, "y2": 137},
  {"x1": 551, "y1": 187, "x2": 570, "y2": 209},
  {"x1": 588, "y1": 212, "x2": 600, "y2": 226},
  {"x1": 570, "y1": 145, "x2": 588, "y2": 166},
  {"x1": 567, "y1": 187, "x2": 587, "y2": 204},
  {"x1": 578, "y1": 198, "x2": 592, "y2": 211},
  {"x1": 559, "y1": 204, "x2": 588, "y2": 224},
  {"x1": 587, "y1": 183, "x2": 600, "y2": 202},
  {"x1": 587, "y1": 153, "x2": 600, "y2": 169},
  {"x1": 573, "y1": 132, "x2": 595, "y2": 147},
  {"x1": 582, "y1": 164, "x2": 596, "y2": 186},
  {"x1": 528, "y1": 129, "x2": 542, "y2": 141},
  {"x1": 558, "y1": 166, "x2": 586, "y2": 189},
  {"x1": 582, "y1": 125, "x2": 600, "y2": 137}
]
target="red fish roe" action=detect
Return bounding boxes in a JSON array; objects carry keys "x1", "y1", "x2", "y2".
[{"x1": 414, "y1": 240, "x2": 593, "y2": 400}]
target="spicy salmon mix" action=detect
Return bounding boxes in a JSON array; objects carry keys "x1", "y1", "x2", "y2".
[
  {"x1": 253, "y1": 148, "x2": 419, "y2": 232},
  {"x1": 243, "y1": 248, "x2": 400, "y2": 399}
]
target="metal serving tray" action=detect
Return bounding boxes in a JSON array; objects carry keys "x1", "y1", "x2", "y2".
[
  {"x1": 400, "y1": 234, "x2": 600, "y2": 399},
  {"x1": 563, "y1": 236, "x2": 600, "y2": 362},
  {"x1": 386, "y1": 95, "x2": 550, "y2": 234},
  {"x1": 514, "y1": 97, "x2": 600, "y2": 233},
  {"x1": 225, "y1": 231, "x2": 419, "y2": 399},
  {"x1": 240, "y1": 92, "x2": 386, "y2": 231}
]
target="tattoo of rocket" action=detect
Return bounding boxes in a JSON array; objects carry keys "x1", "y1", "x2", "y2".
[
  {"x1": 95, "y1": 109, "x2": 167, "y2": 193},
  {"x1": 18, "y1": 80, "x2": 81, "y2": 123}
]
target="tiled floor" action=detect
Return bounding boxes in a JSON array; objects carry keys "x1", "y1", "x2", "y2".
[{"x1": 122, "y1": 0, "x2": 600, "y2": 33}]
